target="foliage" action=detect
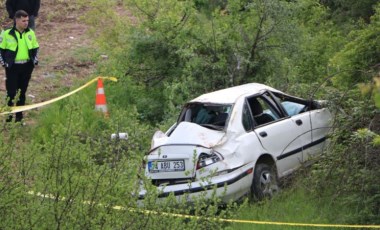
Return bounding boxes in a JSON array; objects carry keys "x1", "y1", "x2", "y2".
[
  {"x1": 329, "y1": 3, "x2": 380, "y2": 87},
  {"x1": 85, "y1": 0, "x2": 311, "y2": 123},
  {"x1": 1, "y1": 0, "x2": 380, "y2": 228},
  {"x1": 310, "y1": 89, "x2": 380, "y2": 224},
  {"x1": 82, "y1": 0, "x2": 379, "y2": 225},
  {"x1": 288, "y1": 0, "x2": 346, "y2": 85},
  {"x1": 0, "y1": 103, "x2": 242, "y2": 229},
  {"x1": 375, "y1": 77, "x2": 380, "y2": 108},
  {"x1": 320, "y1": 0, "x2": 379, "y2": 23},
  {"x1": 84, "y1": 0, "x2": 376, "y2": 123}
]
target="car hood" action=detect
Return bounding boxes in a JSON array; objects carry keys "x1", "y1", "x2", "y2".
[{"x1": 151, "y1": 122, "x2": 227, "y2": 150}]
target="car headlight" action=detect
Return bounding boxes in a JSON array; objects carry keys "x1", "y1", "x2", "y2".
[{"x1": 196, "y1": 150, "x2": 224, "y2": 170}]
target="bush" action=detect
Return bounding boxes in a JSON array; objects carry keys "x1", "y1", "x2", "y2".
[{"x1": 310, "y1": 89, "x2": 380, "y2": 224}]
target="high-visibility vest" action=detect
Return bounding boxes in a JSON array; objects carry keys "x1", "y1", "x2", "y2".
[{"x1": 0, "y1": 27, "x2": 39, "y2": 67}]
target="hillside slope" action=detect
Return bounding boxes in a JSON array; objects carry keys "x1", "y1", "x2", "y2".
[{"x1": 0, "y1": 1, "x2": 95, "y2": 111}]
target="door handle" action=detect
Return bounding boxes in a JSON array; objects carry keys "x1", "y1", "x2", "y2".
[
  {"x1": 296, "y1": 119, "x2": 303, "y2": 126},
  {"x1": 259, "y1": 131, "x2": 268, "y2": 137}
]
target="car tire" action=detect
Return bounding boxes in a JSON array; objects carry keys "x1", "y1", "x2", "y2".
[{"x1": 251, "y1": 163, "x2": 279, "y2": 200}]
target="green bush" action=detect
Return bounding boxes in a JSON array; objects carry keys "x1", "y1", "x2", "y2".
[{"x1": 310, "y1": 89, "x2": 380, "y2": 224}]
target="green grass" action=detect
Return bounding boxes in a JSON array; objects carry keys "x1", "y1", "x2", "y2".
[{"x1": 229, "y1": 186, "x2": 355, "y2": 230}]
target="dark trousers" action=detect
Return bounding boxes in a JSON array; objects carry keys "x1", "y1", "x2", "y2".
[{"x1": 5, "y1": 62, "x2": 34, "y2": 121}]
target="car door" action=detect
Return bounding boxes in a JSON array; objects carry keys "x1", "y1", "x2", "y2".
[
  {"x1": 271, "y1": 93, "x2": 329, "y2": 163},
  {"x1": 307, "y1": 104, "x2": 332, "y2": 161},
  {"x1": 247, "y1": 93, "x2": 312, "y2": 177}
]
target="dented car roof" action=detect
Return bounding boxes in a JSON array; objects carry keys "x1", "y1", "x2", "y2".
[{"x1": 190, "y1": 83, "x2": 281, "y2": 104}]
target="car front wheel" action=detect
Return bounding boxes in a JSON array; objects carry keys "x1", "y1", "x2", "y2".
[{"x1": 251, "y1": 163, "x2": 279, "y2": 200}]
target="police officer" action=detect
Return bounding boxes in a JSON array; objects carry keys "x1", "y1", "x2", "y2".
[{"x1": 0, "y1": 10, "x2": 39, "y2": 123}]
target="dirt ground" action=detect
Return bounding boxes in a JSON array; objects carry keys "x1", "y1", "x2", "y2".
[{"x1": 0, "y1": 1, "x2": 96, "y2": 104}]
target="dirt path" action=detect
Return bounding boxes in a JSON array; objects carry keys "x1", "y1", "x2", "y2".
[{"x1": 0, "y1": 1, "x2": 95, "y2": 104}]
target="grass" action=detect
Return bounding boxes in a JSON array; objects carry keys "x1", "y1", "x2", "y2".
[{"x1": 229, "y1": 185, "x2": 355, "y2": 230}]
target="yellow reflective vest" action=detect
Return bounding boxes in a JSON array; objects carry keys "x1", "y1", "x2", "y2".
[{"x1": 0, "y1": 27, "x2": 39, "y2": 67}]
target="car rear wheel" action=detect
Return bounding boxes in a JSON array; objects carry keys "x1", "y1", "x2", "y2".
[{"x1": 251, "y1": 163, "x2": 279, "y2": 200}]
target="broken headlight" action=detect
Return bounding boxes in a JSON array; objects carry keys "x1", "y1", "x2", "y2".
[{"x1": 196, "y1": 150, "x2": 224, "y2": 170}]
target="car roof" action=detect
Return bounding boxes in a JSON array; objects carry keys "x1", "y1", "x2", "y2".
[{"x1": 190, "y1": 83, "x2": 282, "y2": 104}]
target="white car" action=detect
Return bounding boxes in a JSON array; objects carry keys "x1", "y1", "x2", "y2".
[{"x1": 139, "y1": 83, "x2": 332, "y2": 203}]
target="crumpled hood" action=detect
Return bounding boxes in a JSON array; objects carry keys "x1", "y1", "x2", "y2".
[{"x1": 151, "y1": 122, "x2": 227, "y2": 149}]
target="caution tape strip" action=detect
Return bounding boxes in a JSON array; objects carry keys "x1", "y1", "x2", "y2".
[
  {"x1": 27, "y1": 191, "x2": 380, "y2": 228},
  {"x1": 0, "y1": 76, "x2": 118, "y2": 115}
]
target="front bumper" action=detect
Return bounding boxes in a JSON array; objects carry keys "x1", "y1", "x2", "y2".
[{"x1": 138, "y1": 164, "x2": 254, "y2": 204}]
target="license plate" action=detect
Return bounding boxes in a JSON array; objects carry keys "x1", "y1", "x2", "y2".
[{"x1": 148, "y1": 160, "x2": 185, "y2": 173}]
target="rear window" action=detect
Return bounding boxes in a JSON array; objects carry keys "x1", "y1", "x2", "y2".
[{"x1": 178, "y1": 103, "x2": 232, "y2": 129}]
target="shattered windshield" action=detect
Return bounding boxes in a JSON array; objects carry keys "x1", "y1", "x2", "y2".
[{"x1": 178, "y1": 103, "x2": 232, "y2": 130}]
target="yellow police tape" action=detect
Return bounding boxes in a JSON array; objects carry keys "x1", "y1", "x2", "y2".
[
  {"x1": 0, "y1": 76, "x2": 118, "y2": 115},
  {"x1": 27, "y1": 191, "x2": 380, "y2": 229}
]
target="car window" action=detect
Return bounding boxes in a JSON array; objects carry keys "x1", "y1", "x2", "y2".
[
  {"x1": 247, "y1": 96, "x2": 279, "y2": 127},
  {"x1": 271, "y1": 93, "x2": 309, "y2": 117},
  {"x1": 178, "y1": 103, "x2": 232, "y2": 130}
]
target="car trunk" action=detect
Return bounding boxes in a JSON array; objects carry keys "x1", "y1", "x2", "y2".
[{"x1": 146, "y1": 122, "x2": 226, "y2": 182}]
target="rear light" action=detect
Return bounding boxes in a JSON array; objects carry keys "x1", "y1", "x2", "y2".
[{"x1": 196, "y1": 150, "x2": 223, "y2": 170}]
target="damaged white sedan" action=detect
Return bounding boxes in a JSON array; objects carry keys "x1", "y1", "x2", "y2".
[{"x1": 139, "y1": 83, "x2": 332, "y2": 203}]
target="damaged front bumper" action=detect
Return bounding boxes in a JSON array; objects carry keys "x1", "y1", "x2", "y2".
[{"x1": 137, "y1": 164, "x2": 254, "y2": 205}]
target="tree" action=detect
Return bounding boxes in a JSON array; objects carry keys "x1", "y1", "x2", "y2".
[
  {"x1": 320, "y1": 0, "x2": 379, "y2": 23},
  {"x1": 329, "y1": 3, "x2": 380, "y2": 87}
]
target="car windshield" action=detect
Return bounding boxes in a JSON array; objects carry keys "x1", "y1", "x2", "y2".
[{"x1": 178, "y1": 103, "x2": 232, "y2": 130}]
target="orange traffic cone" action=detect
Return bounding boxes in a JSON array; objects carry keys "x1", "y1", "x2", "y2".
[{"x1": 95, "y1": 78, "x2": 109, "y2": 117}]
